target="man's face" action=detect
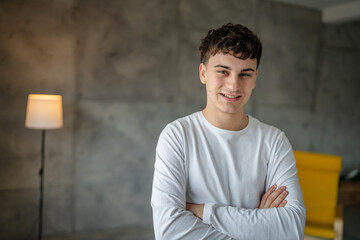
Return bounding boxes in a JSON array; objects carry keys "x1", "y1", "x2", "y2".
[{"x1": 199, "y1": 52, "x2": 258, "y2": 116}]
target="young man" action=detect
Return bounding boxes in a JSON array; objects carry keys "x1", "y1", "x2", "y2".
[{"x1": 151, "y1": 23, "x2": 306, "y2": 239}]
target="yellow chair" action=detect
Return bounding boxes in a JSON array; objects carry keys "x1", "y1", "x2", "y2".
[{"x1": 294, "y1": 150, "x2": 342, "y2": 239}]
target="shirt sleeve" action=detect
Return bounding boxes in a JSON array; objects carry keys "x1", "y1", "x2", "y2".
[
  {"x1": 202, "y1": 132, "x2": 306, "y2": 240},
  {"x1": 151, "y1": 124, "x2": 233, "y2": 240}
]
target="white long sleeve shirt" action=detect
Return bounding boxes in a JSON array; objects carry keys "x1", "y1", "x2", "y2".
[{"x1": 151, "y1": 112, "x2": 306, "y2": 240}]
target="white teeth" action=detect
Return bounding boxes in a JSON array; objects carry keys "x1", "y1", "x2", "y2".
[{"x1": 222, "y1": 93, "x2": 239, "y2": 98}]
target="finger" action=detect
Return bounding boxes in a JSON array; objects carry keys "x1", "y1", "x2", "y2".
[
  {"x1": 260, "y1": 184, "x2": 276, "y2": 208},
  {"x1": 260, "y1": 184, "x2": 277, "y2": 207},
  {"x1": 264, "y1": 186, "x2": 286, "y2": 208},
  {"x1": 270, "y1": 190, "x2": 288, "y2": 208},
  {"x1": 259, "y1": 184, "x2": 277, "y2": 208},
  {"x1": 278, "y1": 199, "x2": 287, "y2": 208}
]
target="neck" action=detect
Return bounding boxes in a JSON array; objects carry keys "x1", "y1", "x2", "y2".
[{"x1": 202, "y1": 108, "x2": 248, "y2": 131}]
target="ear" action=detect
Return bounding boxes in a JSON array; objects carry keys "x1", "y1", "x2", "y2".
[{"x1": 199, "y1": 63, "x2": 207, "y2": 84}]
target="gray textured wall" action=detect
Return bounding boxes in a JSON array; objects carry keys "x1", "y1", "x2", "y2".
[{"x1": 0, "y1": 0, "x2": 359, "y2": 239}]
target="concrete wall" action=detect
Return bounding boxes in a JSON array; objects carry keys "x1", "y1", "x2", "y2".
[
  {"x1": 313, "y1": 21, "x2": 360, "y2": 172},
  {"x1": 0, "y1": 1, "x2": 77, "y2": 239},
  {"x1": 0, "y1": 0, "x2": 359, "y2": 239}
]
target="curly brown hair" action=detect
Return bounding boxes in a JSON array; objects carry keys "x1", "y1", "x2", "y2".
[{"x1": 199, "y1": 23, "x2": 262, "y2": 68}]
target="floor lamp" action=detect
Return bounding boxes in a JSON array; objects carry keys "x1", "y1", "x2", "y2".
[{"x1": 25, "y1": 94, "x2": 63, "y2": 240}]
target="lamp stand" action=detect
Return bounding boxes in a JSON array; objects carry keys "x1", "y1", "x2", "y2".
[
  {"x1": 38, "y1": 129, "x2": 46, "y2": 240},
  {"x1": 26, "y1": 94, "x2": 63, "y2": 240}
]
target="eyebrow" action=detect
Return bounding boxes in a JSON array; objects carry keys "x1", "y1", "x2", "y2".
[
  {"x1": 214, "y1": 65, "x2": 255, "y2": 72},
  {"x1": 214, "y1": 64, "x2": 231, "y2": 69},
  {"x1": 241, "y1": 68, "x2": 256, "y2": 72}
]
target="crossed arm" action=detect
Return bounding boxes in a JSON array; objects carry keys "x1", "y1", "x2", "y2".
[{"x1": 186, "y1": 184, "x2": 289, "y2": 220}]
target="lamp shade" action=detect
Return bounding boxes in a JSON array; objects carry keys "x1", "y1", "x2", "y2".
[{"x1": 25, "y1": 94, "x2": 63, "y2": 129}]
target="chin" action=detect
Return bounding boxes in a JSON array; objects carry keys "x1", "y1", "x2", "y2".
[{"x1": 218, "y1": 107, "x2": 242, "y2": 115}]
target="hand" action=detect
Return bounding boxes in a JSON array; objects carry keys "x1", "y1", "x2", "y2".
[
  {"x1": 186, "y1": 203, "x2": 204, "y2": 220},
  {"x1": 259, "y1": 184, "x2": 288, "y2": 209}
]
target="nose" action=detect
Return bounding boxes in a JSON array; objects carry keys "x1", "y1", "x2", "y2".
[{"x1": 225, "y1": 75, "x2": 240, "y2": 91}]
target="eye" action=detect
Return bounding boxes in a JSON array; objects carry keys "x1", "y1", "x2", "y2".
[
  {"x1": 240, "y1": 73, "x2": 251, "y2": 77},
  {"x1": 218, "y1": 70, "x2": 228, "y2": 75}
]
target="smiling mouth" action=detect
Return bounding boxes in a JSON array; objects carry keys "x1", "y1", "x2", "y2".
[{"x1": 220, "y1": 93, "x2": 241, "y2": 99}]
